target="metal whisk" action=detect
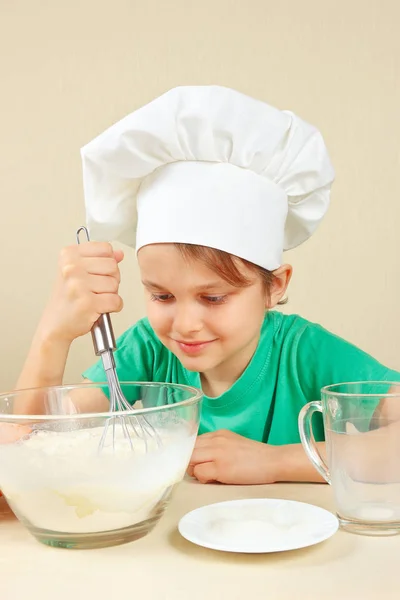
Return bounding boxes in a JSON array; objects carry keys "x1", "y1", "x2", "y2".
[{"x1": 76, "y1": 226, "x2": 162, "y2": 452}]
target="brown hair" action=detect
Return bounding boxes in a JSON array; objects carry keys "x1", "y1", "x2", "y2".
[{"x1": 174, "y1": 243, "x2": 288, "y2": 306}]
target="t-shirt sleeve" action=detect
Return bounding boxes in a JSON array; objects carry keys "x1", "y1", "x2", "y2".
[
  {"x1": 292, "y1": 322, "x2": 400, "y2": 441},
  {"x1": 296, "y1": 323, "x2": 400, "y2": 395},
  {"x1": 82, "y1": 319, "x2": 158, "y2": 402}
]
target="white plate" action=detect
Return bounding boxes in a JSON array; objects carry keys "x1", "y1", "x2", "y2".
[{"x1": 178, "y1": 498, "x2": 339, "y2": 553}]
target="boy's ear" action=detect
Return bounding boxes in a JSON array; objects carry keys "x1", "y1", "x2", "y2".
[{"x1": 267, "y1": 264, "x2": 292, "y2": 309}]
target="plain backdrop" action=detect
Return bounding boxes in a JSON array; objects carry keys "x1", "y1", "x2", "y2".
[{"x1": 1, "y1": 0, "x2": 399, "y2": 390}]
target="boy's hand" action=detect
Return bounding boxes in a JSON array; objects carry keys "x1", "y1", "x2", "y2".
[
  {"x1": 0, "y1": 423, "x2": 32, "y2": 444},
  {"x1": 40, "y1": 241, "x2": 124, "y2": 344},
  {"x1": 187, "y1": 429, "x2": 281, "y2": 485},
  {"x1": 0, "y1": 424, "x2": 32, "y2": 497}
]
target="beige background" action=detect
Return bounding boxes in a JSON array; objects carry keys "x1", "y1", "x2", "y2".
[{"x1": 1, "y1": 0, "x2": 399, "y2": 391}]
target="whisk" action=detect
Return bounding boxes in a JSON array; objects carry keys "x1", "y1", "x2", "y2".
[{"x1": 76, "y1": 226, "x2": 162, "y2": 452}]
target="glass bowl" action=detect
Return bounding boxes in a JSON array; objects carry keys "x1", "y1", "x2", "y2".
[{"x1": 0, "y1": 382, "x2": 202, "y2": 549}]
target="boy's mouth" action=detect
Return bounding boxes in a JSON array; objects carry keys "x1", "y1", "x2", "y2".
[{"x1": 172, "y1": 339, "x2": 217, "y2": 355}]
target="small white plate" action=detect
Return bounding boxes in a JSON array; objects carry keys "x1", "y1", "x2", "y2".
[{"x1": 178, "y1": 498, "x2": 339, "y2": 553}]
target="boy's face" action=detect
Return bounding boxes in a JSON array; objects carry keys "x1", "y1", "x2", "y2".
[{"x1": 138, "y1": 244, "x2": 280, "y2": 388}]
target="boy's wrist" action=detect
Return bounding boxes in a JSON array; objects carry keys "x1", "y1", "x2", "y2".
[
  {"x1": 271, "y1": 443, "x2": 326, "y2": 483},
  {"x1": 35, "y1": 317, "x2": 74, "y2": 349},
  {"x1": 15, "y1": 326, "x2": 72, "y2": 392}
]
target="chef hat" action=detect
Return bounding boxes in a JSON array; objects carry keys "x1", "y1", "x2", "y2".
[{"x1": 81, "y1": 86, "x2": 334, "y2": 270}]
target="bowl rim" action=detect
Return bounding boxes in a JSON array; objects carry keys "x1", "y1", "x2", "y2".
[{"x1": 0, "y1": 381, "x2": 203, "y2": 421}]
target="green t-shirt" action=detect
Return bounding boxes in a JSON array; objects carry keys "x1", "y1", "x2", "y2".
[{"x1": 83, "y1": 312, "x2": 399, "y2": 444}]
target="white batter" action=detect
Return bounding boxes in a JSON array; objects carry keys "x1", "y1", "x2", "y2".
[{"x1": 0, "y1": 422, "x2": 196, "y2": 533}]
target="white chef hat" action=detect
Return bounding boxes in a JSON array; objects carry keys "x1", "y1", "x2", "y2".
[{"x1": 81, "y1": 86, "x2": 334, "y2": 270}]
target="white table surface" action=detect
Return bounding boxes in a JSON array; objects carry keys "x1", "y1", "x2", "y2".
[{"x1": 0, "y1": 479, "x2": 398, "y2": 600}]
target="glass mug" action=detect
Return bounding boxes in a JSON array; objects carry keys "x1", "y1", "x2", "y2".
[{"x1": 299, "y1": 382, "x2": 400, "y2": 535}]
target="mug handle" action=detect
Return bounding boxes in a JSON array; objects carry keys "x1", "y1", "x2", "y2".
[{"x1": 298, "y1": 401, "x2": 331, "y2": 484}]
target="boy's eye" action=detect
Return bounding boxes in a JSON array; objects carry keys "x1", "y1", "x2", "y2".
[
  {"x1": 150, "y1": 293, "x2": 173, "y2": 302},
  {"x1": 149, "y1": 293, "x2": 227, "y2": 304},
  {"x1": 203, "y1": 295, "x2": 227, "y2": 304}
]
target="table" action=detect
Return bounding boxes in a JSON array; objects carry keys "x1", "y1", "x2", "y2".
[{"x1": 0, "y1": 479, "x2": 398, "y2": 599}]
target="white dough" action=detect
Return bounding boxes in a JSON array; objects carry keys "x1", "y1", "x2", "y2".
[{"x1": 0, "y1": 423, "x2": 195, "y2": 533}]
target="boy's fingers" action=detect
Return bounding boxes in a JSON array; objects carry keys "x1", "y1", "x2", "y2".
[
  {"x1": 0, "y1": 423, "x2": 32, "y2": 444},
  {"x1": 192, "y1": 462, "x2": 218, "y2": 484}
]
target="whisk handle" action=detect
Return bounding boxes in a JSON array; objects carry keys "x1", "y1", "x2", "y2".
[{"x1": 91, "y1": 314, "x2": 117, "y2": 355}]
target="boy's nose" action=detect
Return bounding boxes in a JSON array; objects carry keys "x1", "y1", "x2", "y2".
[{"x1": 173, "y1": 304, "x2": 203, "y2": 336}]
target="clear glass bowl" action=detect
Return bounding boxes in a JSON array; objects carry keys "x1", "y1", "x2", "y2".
[{"x1": 0, "y1": 382, "x2": 202, "y2": 549}]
